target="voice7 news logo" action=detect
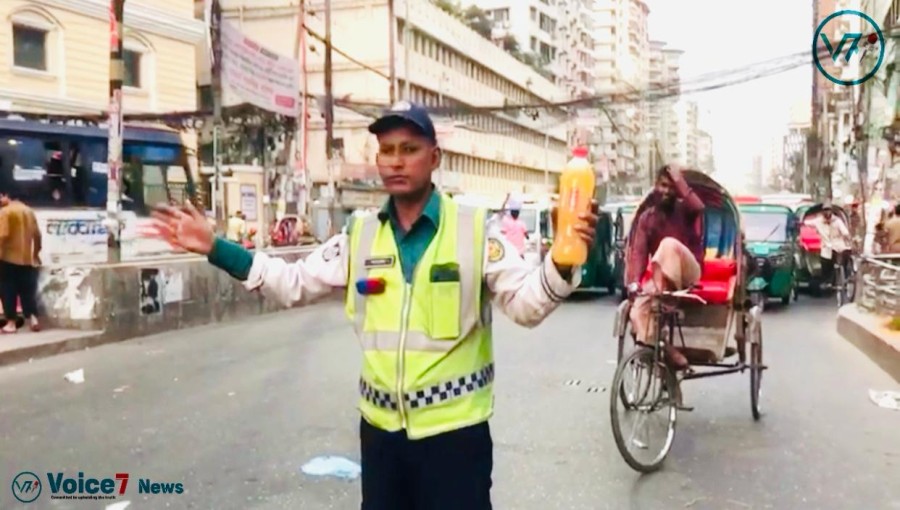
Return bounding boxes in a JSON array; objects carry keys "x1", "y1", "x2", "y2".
[
  {"x1": 12, "y1": 471, "x2": 183, "y2": 503},
  {"x1": 814, "y1": 9, "x2": 885, "y2": 86}
]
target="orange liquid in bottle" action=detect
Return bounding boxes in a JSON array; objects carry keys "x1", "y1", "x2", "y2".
[{"x1": 552, "y1": 147, "x2": 596, "y2": 266}]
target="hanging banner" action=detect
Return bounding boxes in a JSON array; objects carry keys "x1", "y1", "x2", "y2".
[{"x1": 220, "y1": 20, "x2": 299, "y2": 117}]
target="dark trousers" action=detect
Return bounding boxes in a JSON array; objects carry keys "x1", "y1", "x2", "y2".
[
  {"x1": 822, "y1": 250, "x2": 851, "y2": 284},
  {"x1": 360, "y1": 418, "x2": 493, "y2": 510},
  {"x1": 0, "y1": 261, "x2": 38, "y2": 321}
]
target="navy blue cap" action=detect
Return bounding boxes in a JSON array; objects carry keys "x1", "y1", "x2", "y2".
[{"x1": 368, "y1": 101, "x2": 437, "y2": 143}]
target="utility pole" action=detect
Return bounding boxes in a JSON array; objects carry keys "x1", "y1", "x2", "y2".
[
  {"x1": 299, "y1": 0, "x2": 310, "y2": 219},
  {"x1": 106, "y1": 0, "x2": 125, "y2": 264},
  {"x1": 280, "y1": 0, "x2": 305, "y2": 221},
  {"x1": 324, "y1": 0, "x2": 336, "y2": 235},
  {"x1": 210, "y1": 0, "x2": 224, "y2": 231},
  {"x1": 388, "y1": 0, "x2": 397, "y2": 102},
  {"x1": 403, "y1": 0, "x2": 410, "y2": 99}
]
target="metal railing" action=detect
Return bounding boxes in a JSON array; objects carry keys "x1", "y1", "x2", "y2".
[{"x1": 855, "y1": 255, "x2": 900, "y2": 316}]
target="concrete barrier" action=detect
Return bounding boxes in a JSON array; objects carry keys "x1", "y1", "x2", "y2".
[
  {"x1": 39, "y1": 245, "x2": 324, "y2": 335},
  {"x1": 837, "y1": 305, "x2": 900, "y2": 384}
]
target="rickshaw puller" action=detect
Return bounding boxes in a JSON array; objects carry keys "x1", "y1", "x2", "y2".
[
  {"x1": 815, "y1": 205, "x2": 852, "y2": 287},
  {"x1": 625, "y1": 165, "x2": 705, "y2": 370}
]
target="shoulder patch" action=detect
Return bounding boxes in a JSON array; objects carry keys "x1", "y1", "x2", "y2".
[
  {"x1": 322, "y1": 242, "x2": 341, "y2": 262},
  {"x1": 487, "y1": 238, "x2": 505, "y2": 263}
]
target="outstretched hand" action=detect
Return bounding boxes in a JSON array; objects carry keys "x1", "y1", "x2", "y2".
[{"x1": 143, "y1": 201, "x2": 216, "y2": 255}]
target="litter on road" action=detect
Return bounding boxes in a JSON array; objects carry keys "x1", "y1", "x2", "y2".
[
  {"x1": 64, "y1": 368, "x2": 85, "y2": 384},
  {"x1": 868, "y1": 389, "x2": 900, "y2": 410},
  {"x1": 300, "y1": 456, "x2": 361, "y2": 480}
]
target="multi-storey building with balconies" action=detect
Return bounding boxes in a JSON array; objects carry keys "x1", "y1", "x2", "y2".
[
  {"x1": 674, "y1": 99, "x2": 699, "y2": 169},
  {"x1": 464, "y1": 0, "x2": 595, "y2": 99},
  {"x1": 592, "y1": 0, "x2": 649, "y2": 194},
  {"x1": 215, "y1": 0, "x2": 569, "y2": 217},
  {"x1": 0, "y1": 0, "x2": 203, "y2": 115},
  {"x1": 462, "y1": 0, "x2": 560, "y2": 79},
  {"x1": 647, "y1": 40, "x2": 682, "y2": 168}
]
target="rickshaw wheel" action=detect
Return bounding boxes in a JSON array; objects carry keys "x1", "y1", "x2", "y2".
[
  {"x1": 750, "y1": 320, "x2": 764, "y2": 421},
  {"x1": 610, "y1": 347, "x2": 678, "y2": 473}
]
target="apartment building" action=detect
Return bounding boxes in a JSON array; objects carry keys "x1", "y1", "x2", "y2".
[
  {"x1": 465, "y1": 0, "x2": 560, "y2": 74},
  {"x1": 674, "y1": 99, "x2": 699, "y2": 169},
  {"x1": 647, "y1": 40, "x2": 682, "y2": 167},
  {"x1": 0, "y1": 0, "x2": 203, "y2": 115},
  {"x1": 464, "y1": 0, "x2": 595, "y2": 98},
  {"x1": 592, "y1": 0, "x2": 650, "y2": 193},
  {"x1": 217, "y1": 0, "x2": 569, "y2": 213},
  {"x1": 697, "y1": 130, "x2": 715, "y2": 174}
]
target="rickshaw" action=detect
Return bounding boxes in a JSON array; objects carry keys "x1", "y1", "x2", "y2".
[
  {"x1": 610, "y1": 170, "x2": 765, "y2": 473},
  {"x1": 739, "y1": 203, "x2": 799, "y2": 310},
  {"x1": 795, "y1": 203, "x2": 853, "y2": 297}
]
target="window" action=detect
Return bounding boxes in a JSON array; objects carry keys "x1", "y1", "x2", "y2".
[
  {"x1": 123, "y1": 49, "x2": 142, "y2": 88},
  {"x1": 13, "y1": 24, "x2": 47, "y2": 70}
]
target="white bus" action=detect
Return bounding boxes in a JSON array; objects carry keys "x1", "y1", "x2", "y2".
[{"x1": 0, "y1": 118, "x2": 199, "y2": 265}]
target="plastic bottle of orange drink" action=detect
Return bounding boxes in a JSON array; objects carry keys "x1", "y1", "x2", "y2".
[{"x1": 552, "y1": 146, "x2": 596, "y2": 266}]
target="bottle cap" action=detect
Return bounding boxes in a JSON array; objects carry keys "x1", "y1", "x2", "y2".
[{"x1": 572, "y1": 146, "x2": 589, "y2": 158}]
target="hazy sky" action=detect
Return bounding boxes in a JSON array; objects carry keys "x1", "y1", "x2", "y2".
[{"x1": 645, "y1": 0, "x2": 813, "y2": 192}]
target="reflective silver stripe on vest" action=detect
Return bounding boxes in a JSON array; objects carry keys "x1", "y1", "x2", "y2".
[
  {"x1": 359, "y1": 362, "x2": 495, "y2": 411},
  {"x1": 455, "y1": 205, "x2": 479, "y2": 334},
  {"x1": 360, "y1": 330, "x2": 458, "y2": 352},
  {"x1": 352, "y1": 215, "x2": 381, "y2": 335}
]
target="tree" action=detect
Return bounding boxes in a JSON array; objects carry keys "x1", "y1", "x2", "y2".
[
  {"x1": 433, "y1": 0, "x2": 461, "y2": 17},
  {"x1": 462, "y1": 6, "x2": 493, "y2": 39},
  {"x1": 500, "y1": 34, "x2": 518, "y2": 53}
]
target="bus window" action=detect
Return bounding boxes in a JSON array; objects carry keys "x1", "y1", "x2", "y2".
[
  {"x1": 165, "y1": 164, "x2": 191, "y2": 205},
  {"x1": 0, "y1": 135, "x2": 69, "y2": 207},
  {"x1": 142, "y1": 164, "x2": 168, "y2": 208},
  {"x1": 72, "y1": 140, "x2": 107, "y2": 208}
]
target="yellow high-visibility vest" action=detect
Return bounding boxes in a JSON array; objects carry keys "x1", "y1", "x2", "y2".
[{"x1": 346, "y1": 196, "x2": 492, "y2": 439}]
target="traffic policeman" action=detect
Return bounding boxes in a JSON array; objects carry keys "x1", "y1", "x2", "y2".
[{"x1": 147, "y1": 101, "x2": 598, "y2": 510}]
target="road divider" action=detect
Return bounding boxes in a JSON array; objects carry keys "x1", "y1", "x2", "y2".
[{"x1": 0, "y1": 245, "x2": 331, "y2": 367}]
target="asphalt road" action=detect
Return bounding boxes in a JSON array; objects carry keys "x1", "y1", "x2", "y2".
[{"x1": 1, "y1": 294, "x2": 898, "y2": 510}]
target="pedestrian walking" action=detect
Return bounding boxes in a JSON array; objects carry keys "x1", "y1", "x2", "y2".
[
  {"x1": 499, "y1": 199, "x2": 529, "y2": 257},
  {"x1": 0, "y1": 191, "x2": 42, "y2": 333},
  {"x1": 146, "y1": 101, "x2": 598, "y2": 510}
]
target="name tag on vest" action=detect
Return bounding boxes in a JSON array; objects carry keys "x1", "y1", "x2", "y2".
[{"x1": 364, "y1": 256, "x2": 395, "y2": 269}]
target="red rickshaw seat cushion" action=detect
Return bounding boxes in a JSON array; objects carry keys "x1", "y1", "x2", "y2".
[
  {"x1": 693, "y1": 258, "x2": 737, "y2": 305},
  {"x1": 799, "y1": 225, "x2": 821, "y2": 251},
  {"x1": 638, "y1": 258, "x2": 736, "y2": 305}
]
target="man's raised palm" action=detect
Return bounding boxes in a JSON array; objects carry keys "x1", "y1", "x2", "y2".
[{"x1": 146, "y1": 203, "x2": 215, "y2": 255}]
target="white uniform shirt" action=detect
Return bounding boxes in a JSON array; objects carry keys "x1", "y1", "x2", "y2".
[
  {"x1": 243, "y1": 217, "x2": 580, "y2": 328},
  {"x1": 814, "y1": 216, "x2": 850, "y2": 259}
]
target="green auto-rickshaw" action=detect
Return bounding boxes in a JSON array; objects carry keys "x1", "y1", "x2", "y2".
[
  {"x1": 606, "y1": 203, "x2": 639, "y2": 299},
  {"x1": 575, "y1": 208, "x2": 617, "y2": 294},
  {"x1": 739, "y1": 203, "x2": 799, "y2": 310}
]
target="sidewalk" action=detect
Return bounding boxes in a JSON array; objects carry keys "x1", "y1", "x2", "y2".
[
  {"x1": 0, "y1": 328, "x2": 105, "y2": 367},
  {"x1": 837, "y1": 305, "x2": 900, "y2": 383}
]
